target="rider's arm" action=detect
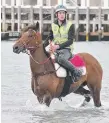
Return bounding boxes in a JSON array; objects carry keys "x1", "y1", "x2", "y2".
[
  {"x1": 43, "y1": 30, "x2": 54, "y2": 47},
  {"x1": 58, "y1": 24, "x2": 75, "y2": 49}
]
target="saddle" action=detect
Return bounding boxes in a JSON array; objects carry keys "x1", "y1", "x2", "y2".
[{"x1": 54, "y1": 54, "x2": 86, "y2": 78}]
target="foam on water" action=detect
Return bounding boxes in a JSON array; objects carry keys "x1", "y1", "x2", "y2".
[{"x1": 25, "y1": 91, "x2": 109, "y2": 113}]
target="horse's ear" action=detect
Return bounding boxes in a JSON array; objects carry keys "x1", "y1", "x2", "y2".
[{"x1": 36, "y1": 22, "x2": 39, "y2": 31}]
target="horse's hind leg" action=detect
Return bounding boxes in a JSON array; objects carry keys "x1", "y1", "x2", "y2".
[
  {"x1": 94, "y1": 88, "x2": 101, "y2": 107},
  {"x1": 74, "y1": 85, "x2": 91, "y2": 106},
  {"x1": 89, "y1": 85, "x2": 101, "y2": 107}
]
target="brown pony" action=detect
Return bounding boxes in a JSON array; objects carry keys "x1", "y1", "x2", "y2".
[{"x1": 13, "y1": 23, "x2": 103, "y2": 107}]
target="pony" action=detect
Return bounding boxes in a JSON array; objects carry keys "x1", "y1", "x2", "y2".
[{"x1": 13, "y1": 23, "x2": 103, "y2": 107}]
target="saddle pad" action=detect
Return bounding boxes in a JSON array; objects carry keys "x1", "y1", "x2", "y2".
[{"x1": 69, "y1": 54, "x2": 85, "y2": 67}]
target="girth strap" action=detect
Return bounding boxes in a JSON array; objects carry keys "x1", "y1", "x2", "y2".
[{"x1": 59, "y1": 72, "x2": 72, "y2": 97}]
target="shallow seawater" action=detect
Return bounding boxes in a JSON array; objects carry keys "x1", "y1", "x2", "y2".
[{"x1": 1, "y1": 41, "x2": 109, "y2": 123}]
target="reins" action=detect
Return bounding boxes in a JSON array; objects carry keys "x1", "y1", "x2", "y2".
[
  {"x1": 25, "y1": 49, "x2": 51, "y2": 65},
  {"x1": 21, "y1": 31, "x2": 60, "y2": 77}
]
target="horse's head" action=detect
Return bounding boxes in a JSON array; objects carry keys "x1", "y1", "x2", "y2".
[{"x1": 13, "y1": 22, "x2": 42, "y2": 54}]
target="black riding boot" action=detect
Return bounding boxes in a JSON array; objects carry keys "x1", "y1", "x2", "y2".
[{"x1": 58, "y1": 58, "x2": 82, "y2": 81}]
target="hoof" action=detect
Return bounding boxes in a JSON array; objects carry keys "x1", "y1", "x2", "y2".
[
  {"x1": 58, "y1": 97, "x2": 62, "y2": 101},
  {"x1": 80, "y1": 100, "x2": 88, "y2": 107},
  {"x1": 80, "y1": 97, "x2": 91, "y2": 107},
  {"x1": 95, "y1": 103, "x2": 102, "y2": 107},
  {"x1": 85, "y1": 96, "x2": 91, "y2": 102}
]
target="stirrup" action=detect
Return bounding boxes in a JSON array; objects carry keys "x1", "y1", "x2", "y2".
[{"x1": 71, "y1": 72, "x2": 81, "y2": 82}]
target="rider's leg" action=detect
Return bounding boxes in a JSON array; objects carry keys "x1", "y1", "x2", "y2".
[{"x1": 55, "y1": 49, "x2": 82, "y2": 81}]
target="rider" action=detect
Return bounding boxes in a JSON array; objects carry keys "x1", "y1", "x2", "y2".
[{"x1": 44, "y1": 5, "x2": 82, "y2": 81}]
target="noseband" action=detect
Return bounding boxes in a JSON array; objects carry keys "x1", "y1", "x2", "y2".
[
  {"x1": 22, "y1": 31, "x2": 51, "y2": 65},
  {"x1": 22, "y1": 31, "x2": 40, "y2": 53}
]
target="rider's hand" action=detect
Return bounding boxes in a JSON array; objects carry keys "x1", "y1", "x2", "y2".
[{"x1": 50, "y1": 45, "x2": 60, "y2": 52}]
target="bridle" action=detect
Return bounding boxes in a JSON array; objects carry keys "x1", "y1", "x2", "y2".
[
  {"x1": 22, "y1": 31, "x2": 51, "y2": 65},
  {"x1": 20, "y1": 30, "x2": 60, "y2": 78}
]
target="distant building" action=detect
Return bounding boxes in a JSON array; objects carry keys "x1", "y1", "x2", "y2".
[
  {"x1": 65, "y1": 0, "x2": 109, "y2": 7},
  {"x1": 1, "y1": 0, "x2": 57, "y2": 6},
  {"x1": 1, "y1": 0, "x2": 109, "y2": 7}
]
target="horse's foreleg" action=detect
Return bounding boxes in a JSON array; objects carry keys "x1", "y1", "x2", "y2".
[
  {"x1": 43, "y1": 91, "x2": 52, "y2": 107},
  {"x1": 31, "y1": 77, "x2": 39, "y2": 95},
  {"x1": 33, "y1": 85, "x2": 44, "y2": 104}
]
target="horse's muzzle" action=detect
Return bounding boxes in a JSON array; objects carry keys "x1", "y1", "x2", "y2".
[
  {"x1": 13, "y1": 45, "x2": 25, "y2": 54},
  {"x1": 13, "y1": 45, "x2": 20, "y2": 54}
]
